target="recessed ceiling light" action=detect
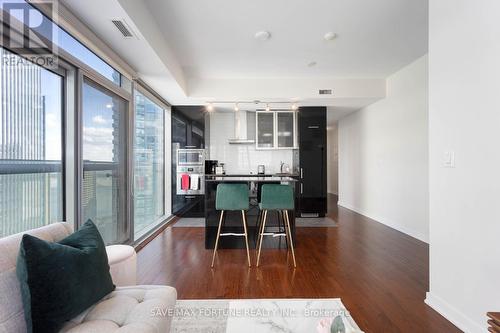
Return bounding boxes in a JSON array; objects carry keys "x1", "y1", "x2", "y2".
[
  {"x1": 255, "y1": 31, "x2": 271, "y2": 41},
  {"x1": 324, "y1": 32, "x2": 337, "y2": 41},
  {"x1": 307, "y1": 61, "x2": 317, "y2": 67}
]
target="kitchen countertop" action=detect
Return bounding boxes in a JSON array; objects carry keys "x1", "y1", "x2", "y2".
[
  {"x1": 205, "y1": 175, "x2": 297, "y2": 182},
  {"x1": 205, "y1": 173, "x2": 299, "y2": 178}
]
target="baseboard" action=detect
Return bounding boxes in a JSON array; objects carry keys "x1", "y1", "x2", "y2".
[
  {"x1": 337, "y1": 200, "x2": 429, "y2": 243},
  {"x1": 425, "y1": 292, "x2": 484, "y2": 333}
]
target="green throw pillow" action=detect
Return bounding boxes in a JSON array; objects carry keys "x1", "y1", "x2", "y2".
[{"x1": 16, "y1": 220, "x2": 115, "y2": 333}]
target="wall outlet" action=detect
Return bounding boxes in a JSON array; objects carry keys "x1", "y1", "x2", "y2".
[{"x1": 443, "y1": 151, "x2": 455, "y2": 168}]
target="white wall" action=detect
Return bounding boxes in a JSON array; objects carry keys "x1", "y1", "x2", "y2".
[
  {"x1": 208, "y1": 112, "x2": 294, "y2": 174},
  {"x1": 426, "y1": 1, "x2": 500, "y2": 332},
  {"x1": 338, "y1": 55, "x2": 429, "y2": 242},
  {"x1": 327, "y1": 124, "x2": 339, "y2": 195}
]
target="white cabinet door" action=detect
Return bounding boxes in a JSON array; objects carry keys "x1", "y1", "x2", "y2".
[
  {"x1": 256, "y1": 111, "x2": 297, "y2": 149},
  {"x1": 277, "y1": 112, "x2": 296, "y2": 148},
  {"x1": 256, "y1": 112, "x2": 274, "y2": 148}
]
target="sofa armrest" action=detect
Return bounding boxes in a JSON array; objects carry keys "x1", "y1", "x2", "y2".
[{"x1": 105, "y1": 245, "x2": 137, "y2": 286}]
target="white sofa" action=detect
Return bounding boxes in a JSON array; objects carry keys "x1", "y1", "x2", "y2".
[{"x1": 0, "y1": 222, "x2": 177, "y2": 333}]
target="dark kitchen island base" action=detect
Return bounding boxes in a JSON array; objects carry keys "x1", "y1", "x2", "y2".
[{"x1": 205, "y1": 176, "x2": 297, "y2": 249}]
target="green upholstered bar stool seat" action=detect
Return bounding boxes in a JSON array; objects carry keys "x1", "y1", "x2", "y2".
[
  {"x1": 211, "y1": 183, "x2": 251, "y2": 267},
  {"x1": 259, "y1": 184, "x2": 295, "y2": 210},
  {"x1": 216, "y1": 184, "x2": 249, "y2": 211},
  {"x1": 256, "y1": 184, "x2": 297, "y2": 267}
]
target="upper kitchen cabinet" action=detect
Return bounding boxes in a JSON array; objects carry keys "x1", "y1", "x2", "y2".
[
  {"x1": 172, "y1": 106, "x2": 206, "y2": 149},
  {"x1": 277, "y1": 112, "x2": 295, "y2": 148},
  {"x1": 256, "y1": 111, "x2": 297, "y2": 149},
  {"x1": 256, "y1": 112, "x2": 274, "y2": 148}
]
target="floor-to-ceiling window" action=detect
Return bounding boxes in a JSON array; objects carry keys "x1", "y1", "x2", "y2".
[
  {"x1": 0, "y1": 0, "x2": 172, "y2": 242},
  {"x1": 81, "y1": 79, "x2": 129, "y2": 244},
  {"x1": 133, "y1": 89, "x2": 169, "y2": 240},
  {"x1": 0, "y1": 47, "x2": 64, "y2": 237}
]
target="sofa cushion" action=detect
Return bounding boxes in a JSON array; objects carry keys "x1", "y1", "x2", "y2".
[
  {"x1": 106, "y1": 245, "x2": 137, "y2": 286},
  {"x1": 0, "y1": 222, "x2": 73, "y2": 333},
  {"x1": 60, "y1": 286, "x2": 177, "y2": 333},
  {"x1": 17, "y1": 220, "x2": 115, "y2": 333}
]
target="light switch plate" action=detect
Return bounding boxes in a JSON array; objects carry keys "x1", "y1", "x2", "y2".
[{"x1": 444, "y1": 151, "x2": 455, "y2": 168}]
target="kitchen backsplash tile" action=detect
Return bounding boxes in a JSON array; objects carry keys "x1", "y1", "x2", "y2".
[{"x1": 208, "y1": 113, "x2": 294, "y2": 174}]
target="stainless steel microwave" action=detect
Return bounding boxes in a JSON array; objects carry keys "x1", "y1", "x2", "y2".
[{"x1": 177, "y1": 149, "x2": 205, "y2": 166}]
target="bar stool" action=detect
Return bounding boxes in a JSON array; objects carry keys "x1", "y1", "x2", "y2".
[
  {"x1": 256, "y1": 184, "x2": 297, "y2": 267},
  {"x1": 211, "y1": 183, "x2": 251, "y2": 267}
]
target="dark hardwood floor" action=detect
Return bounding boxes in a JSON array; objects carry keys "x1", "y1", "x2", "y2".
[{"x1": 137, "y1": 194, "x2": 461, "y2": 333}]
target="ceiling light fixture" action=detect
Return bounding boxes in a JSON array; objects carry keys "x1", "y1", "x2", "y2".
[
  {"x1": 292, "y1": 103, "x2": 298, "y2": 111},
  {"x1": 234, "y1": 103, "x2": 239, "y2": 112},
  {"x1": 206, "y1": 103, "x2": 213, "y2": 112},
  {"x1": 255, "y1": 30, "x2": 271, "y2": 41},
  {"x1": 265, "y1": 103, "x2": 270, "y2": 112},
  {"x1": 324, "y1": 32, "x2": 338, "y2": 41}
]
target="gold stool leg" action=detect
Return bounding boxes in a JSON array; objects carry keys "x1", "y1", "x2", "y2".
[
  {"x1": 281, "y1": 211, "x2": 289, "y2": 249},
  {"x1": 256, "y1": 210, "x2": 268, "y2": 267},
  {"x1": 284, "y1": 210, "x2": 297, "y2": 268},
  {"x1": 241, "y1": 210, "x2": 251, "y2": 267},
  {"x1": 255, "y1": 210, "x2": 263, "y2": 247},
  {"x1": 211, "y1": 210, "x2": 225, "y2": 267},
  {"x1": 256, "y1": 209, "x2": 267, "y2": 250}
]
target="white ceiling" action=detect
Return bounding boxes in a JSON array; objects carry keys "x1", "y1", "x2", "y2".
[
  {"x1": 61, "y1": 0, "x2": 428, "y2": 120},
  {"x1": 144, "y1": 0, "x2": 428, "y2": 79}
]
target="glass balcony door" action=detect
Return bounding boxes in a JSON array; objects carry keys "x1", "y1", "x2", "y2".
[{"x1": 81, "y1": 78, "x2": 128, "y2": 244}]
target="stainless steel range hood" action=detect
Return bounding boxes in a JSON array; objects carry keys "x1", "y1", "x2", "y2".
[{"x1": 228, "y1": 110, "x2": 255, "y2": 144}]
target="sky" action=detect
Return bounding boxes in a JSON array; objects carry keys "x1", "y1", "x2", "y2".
[
  {"x1": 42, "y1": 69, "x2": 62, "y2": 160},
  {"x1": 82, "y1": 82, "x2": 125, "y2": 162},
  {"x1": 0, "y1": 0, "x2": 121, "y2": 162}
]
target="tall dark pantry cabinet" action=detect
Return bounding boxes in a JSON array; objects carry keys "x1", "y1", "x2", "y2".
[
  {"x1": 296, "y1": 107, "x2": 327, "y2": 217},
  {"x1": 171, "y1": 106, "x2": 206, "y2": 217}
]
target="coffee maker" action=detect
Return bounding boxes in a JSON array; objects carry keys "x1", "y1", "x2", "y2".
[{"x1": 205, "y1": 160, "x2": 218, "y2": 175}]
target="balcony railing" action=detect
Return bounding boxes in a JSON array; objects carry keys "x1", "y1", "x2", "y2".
[
  {"x1": 82, "y1": 161, "x2": 122, "y2": 244},
  {"x1": 0, "y1": 160, "x2": 119, "y2": 240},
  {"x1": 0, "y1": 160, "x2": 63, "y2": 237},
  {"x1": 0, "y1": 159, "x2": 163, "y2": 243}
]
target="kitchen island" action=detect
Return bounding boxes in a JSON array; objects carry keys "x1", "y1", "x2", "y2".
[{"x1": 205, "y1": 175, "x2": 298, "y2": 249}]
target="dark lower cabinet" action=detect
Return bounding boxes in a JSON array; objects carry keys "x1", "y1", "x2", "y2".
[
  {"x1": 174, "y1": 195, "x2": 205, "y2": 217},
  {"x1": 297, "y1": 107, "x2": 327, "y2": 217}
]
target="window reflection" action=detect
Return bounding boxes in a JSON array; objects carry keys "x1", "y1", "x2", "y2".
[{"x1": 0, "y1": 47, "x2": 63, "y2": 237}]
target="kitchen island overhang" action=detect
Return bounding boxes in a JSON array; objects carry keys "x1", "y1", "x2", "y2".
[{"x1": 204, "y1": 175, "x2": 298, "y2": 249}]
